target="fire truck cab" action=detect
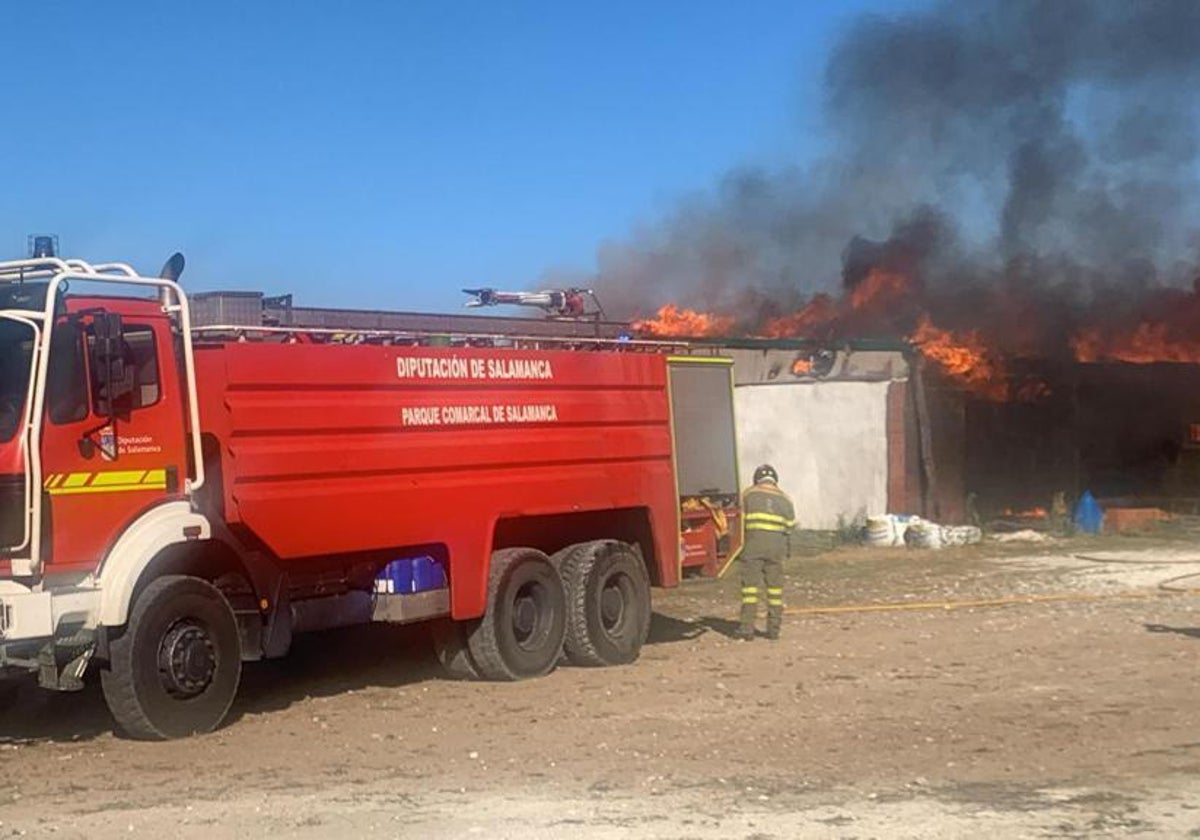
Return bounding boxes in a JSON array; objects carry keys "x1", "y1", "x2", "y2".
[{"x1": 0, "y1": 257, "x2": 209, "y2": 705}]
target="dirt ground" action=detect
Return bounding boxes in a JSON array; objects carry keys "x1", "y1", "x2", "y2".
[{"x1": 4, "y1": 528, "x2": 1200, "y2": 838}]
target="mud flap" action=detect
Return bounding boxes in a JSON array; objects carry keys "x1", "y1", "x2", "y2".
[{"x1": 36, "y1": 642, "x2": 93, "y2": 692}]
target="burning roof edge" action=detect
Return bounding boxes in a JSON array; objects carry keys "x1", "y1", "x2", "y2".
[
  {"x1": 721, "y1": 345, "x2": 912, "y2": 386},
  {"x1": 681, "y1": 335, "x2": 912, "y2": 353}
]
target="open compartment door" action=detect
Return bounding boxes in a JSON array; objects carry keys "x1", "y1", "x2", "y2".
[{"x1": 667, "y1": 357, "x2": 741, "y2": 578}]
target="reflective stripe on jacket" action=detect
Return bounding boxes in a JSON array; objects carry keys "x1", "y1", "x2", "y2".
[{"x1": 741, "y1": 481, "x2": 796, "y2": 558}]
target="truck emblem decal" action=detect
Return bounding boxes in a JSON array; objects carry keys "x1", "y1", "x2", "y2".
[{"x1": 98, "y1": 425, "x2": 116, "y2": 462}]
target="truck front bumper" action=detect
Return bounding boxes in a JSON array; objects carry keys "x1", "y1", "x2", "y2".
[
  {"x1": 0, "y1": 581, "x2": 54, "y2": 642},
  {"x1": 1, "y1": 580, "x2": 99, "y2": 643},
  {"x1": 1, "y1": 581, "x2": 101, "y2": 687}
]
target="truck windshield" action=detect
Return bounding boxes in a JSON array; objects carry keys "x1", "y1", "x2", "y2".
[{"x1": 0, "y1": 319, "x2": 35, "y2": 443}]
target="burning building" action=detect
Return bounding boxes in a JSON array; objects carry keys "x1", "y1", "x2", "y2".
[
  {"x1": 631, "y1": 247, "x2": 1200, "y2": 528},
  {"x1": 577, "y1": 1, "x2": 1200, "y2": 530}
]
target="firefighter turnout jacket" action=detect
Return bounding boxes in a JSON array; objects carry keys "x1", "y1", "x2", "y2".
[
  {"x1": 741, "y1": 480, "x2": 796, "y2": 559},
  {"x1": 738, "y1": 478, "x2": 796, "y2": 640}
]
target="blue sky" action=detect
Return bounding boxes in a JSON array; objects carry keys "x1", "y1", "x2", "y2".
[{"x1": 3, "y1": 1, "x2": 917, "y2": 312}]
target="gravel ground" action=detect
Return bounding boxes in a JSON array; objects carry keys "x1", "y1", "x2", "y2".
[{"x1": 3, "y1": 529, "x2": 1200, "y2": 838}]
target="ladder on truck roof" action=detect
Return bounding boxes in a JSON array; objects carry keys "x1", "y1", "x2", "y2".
[
  {"x1": 188, "y1": 322, "x2": 732, "y2": 357},
  {"x1": 188, "y1": 289, "x2": 731, "y2": 357}
]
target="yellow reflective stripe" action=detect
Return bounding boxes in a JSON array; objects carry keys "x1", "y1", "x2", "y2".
[
  {"x1": 745, "y1": 517, "x2": 797, "y2": 529},
  {"x1": 50, "y1": 485, "x2": 161, "y2": 496},
  {"x1": 745, "y1": 512, "x2": 790, "y2": 524},
  {"x1": 746, "y1": 523, "x2": 790, "y2": 533},
  {"x1": 46, "y1": 469, "x2": 169, "y2": 496},
  {"x1": 742, "y1": 596, "x2": 759, "y2": 604},
  {"x1": 745, "y1": 513, "x2": 795, "y2": 529},
  {"x1": 90, "y1": 470, "x2": 146, "y2": 487},
  {"x1": 767, "y1": 588, "x2": 783, "y2": 594},
  {"x1": 741, "y1": 586, "x2": 759, "y2": 593},
  {"x1": 768, "y1": 599, "x2": 784, "y2": 606},
  {"x1": 666, "y1": 355, "x2": 733, "y2": 365}
]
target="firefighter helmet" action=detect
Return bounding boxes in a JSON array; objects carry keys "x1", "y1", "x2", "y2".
[{"x1": 753, "y1": 464, "x2": 778, "y2": 484}]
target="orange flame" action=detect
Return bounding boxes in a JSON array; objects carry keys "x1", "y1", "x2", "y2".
[
  {"x1": 1072, "y1": 323, "x2": 1200, "y2": 364},
  {"x1": 848, "y1": 269, "x2": 912, "y2": 311},
  {"x1": 633, "y1": 304, "x2": 735, "y2": 338},
  {"x1": 760, "y1": 269, "x2": 914, "y2": 339},
  {"x1": 909, "y1": 315, "x2": 1010, "y2": 401},
  {"x1": 631, "y1": 265, "x2": 1081, "y2": 404},
  {"x1": 762, "y1": 294, "x2": 836, "y2": 338}
]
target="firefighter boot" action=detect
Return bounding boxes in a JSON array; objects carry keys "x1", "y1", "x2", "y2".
[
  {"x1": 765, "y1": 589, "x2": 784, "y2": 639},
  {"x1": 737, "y1": 593, "x2": 758, "y2": 640}
]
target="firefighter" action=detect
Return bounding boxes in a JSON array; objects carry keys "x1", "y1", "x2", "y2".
[{"x1": 736, "y1": 464, "x2": 796, "y2": 641}]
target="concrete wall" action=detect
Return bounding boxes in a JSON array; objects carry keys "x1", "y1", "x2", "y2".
[{"x1": 735, "y1": 380, "x2": 892, "y2": 529}]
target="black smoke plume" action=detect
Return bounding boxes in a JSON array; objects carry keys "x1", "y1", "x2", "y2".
[{"x1": 573, "y1": 0, "x2": 1200, "y2": 329}]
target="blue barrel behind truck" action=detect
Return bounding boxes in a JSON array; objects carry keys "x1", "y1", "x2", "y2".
[{"x1": 375, "y1": 556, "x2": 447, "y2": 594}]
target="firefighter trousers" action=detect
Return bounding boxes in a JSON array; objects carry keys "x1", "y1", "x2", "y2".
[{"x1": 738, "y1": 554, "x2": 784, "y2": 637}]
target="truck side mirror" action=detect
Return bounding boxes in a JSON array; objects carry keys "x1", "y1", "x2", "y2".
[{"x1": 91, "y1": 312, "x2": 134, "y2": 417}]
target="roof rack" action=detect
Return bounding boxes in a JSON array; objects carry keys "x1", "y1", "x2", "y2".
[
  {"x1": 0, "y1": 257, "x2": 144, "y2": 283},
  {"x1": 190, "y1": 323, "x2": 730, "y2": 355}
]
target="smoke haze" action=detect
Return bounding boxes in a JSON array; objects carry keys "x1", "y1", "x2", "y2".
[{"x1": 580, "y1": 0, "x2": 1200, "y2": 329}]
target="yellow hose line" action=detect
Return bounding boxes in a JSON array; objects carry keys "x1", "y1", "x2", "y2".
[{"x1": 783, "y1": 587, "x2": 1200, "y2": 617}]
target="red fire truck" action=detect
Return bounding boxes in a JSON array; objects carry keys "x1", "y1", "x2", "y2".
[{"x1": 0, "y1": 254, "x2": 741, "y2": 739}]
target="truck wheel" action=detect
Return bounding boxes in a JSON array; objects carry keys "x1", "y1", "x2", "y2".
[
  {"x1": 559, "y1": 541, "x2": 651, "y2": 667},
  {"x1": 430, "y1": 619, "x2": 482, "y2": 680},
  {"x1": 100, "y1": 575, "x2": 242, "y2": 740},
  {"x1": 467, "y1": 548, "x2": 566, "y2": 681}
]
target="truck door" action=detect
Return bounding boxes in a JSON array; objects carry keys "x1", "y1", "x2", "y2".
[{"x1": 38, "y1": 312, "x2": 188, "y2": 571}]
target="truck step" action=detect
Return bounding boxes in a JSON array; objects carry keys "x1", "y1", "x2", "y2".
[{"x1": 372, "y1": 589, "x2": 450, "y2": 625}]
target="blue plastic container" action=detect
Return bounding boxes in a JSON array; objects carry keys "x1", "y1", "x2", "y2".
[
  {"x1": 375, "y1": 556, "x2": 446, "y2": 594},
  {"x1": 411, "y1": 556, "x2": 448, "y2": 591},
  {"x1": 375, "y1": 559, "x2": 412, "y2": 594},
  {"x1": 1073, "y1": 490, "x2": 1104, "y2": 535}
]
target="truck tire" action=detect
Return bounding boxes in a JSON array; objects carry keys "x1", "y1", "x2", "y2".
[
  {"x1": 558, "y1": 541, "x2": 651, "y2": 667},
  {"x1": 467, "y1": 548, "x2": 566, "y2": 681},
  {"x1": 100, "y1": 575, "x2": 242, "y2": 740},
  {"x1": 430, "y1": 619, "x2": 482, "y2": 680}
]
